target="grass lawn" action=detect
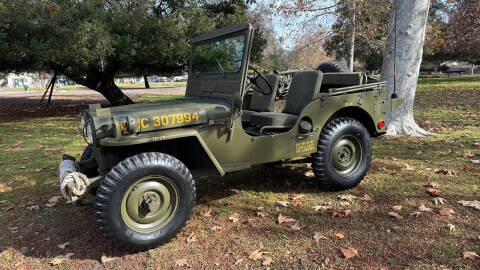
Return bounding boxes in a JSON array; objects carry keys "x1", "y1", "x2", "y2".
[{"x1": 0, "y1": 76, "x2": 479, "y2": 269}]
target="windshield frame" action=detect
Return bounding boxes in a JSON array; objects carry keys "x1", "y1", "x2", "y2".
[{"x1": 188, "y1": 31, "x2": 247, "y2": 76}]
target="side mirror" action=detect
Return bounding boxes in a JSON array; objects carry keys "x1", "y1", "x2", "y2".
[{"x1": 232, "y1": 92, "x2": 242, "y2": 109}]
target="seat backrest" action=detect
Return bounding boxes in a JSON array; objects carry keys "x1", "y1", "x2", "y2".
[
  {"x1": 283, "y1": 71, "x2": 323, "y2": 115},
  {"x1": 320, "y1": 72, "x2": 363, "y2": 92},
  {"x1": 248, "y1": 74, "x2": 280, "y2": 112}
]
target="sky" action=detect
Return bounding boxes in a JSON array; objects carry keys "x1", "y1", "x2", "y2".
[{"x1": 250, "y1": 0, "x2": 337, "y2": 49}]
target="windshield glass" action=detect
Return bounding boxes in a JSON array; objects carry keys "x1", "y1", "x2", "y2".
[{"x1": 191, "y1": 34, "x2": 245, "y2": 74}]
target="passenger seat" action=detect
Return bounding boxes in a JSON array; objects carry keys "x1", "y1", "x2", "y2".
[{"x1": 249, "y1": 71, "x2": 323, "y2": 134}]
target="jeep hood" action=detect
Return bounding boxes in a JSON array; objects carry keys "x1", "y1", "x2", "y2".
[{"x1": 88, "y1": 97, "x2": 232, "y2": 136}]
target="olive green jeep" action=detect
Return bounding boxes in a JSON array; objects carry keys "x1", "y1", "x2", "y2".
[{"x1": 59, "y1": 22, "x2": 403, "y2": 250}]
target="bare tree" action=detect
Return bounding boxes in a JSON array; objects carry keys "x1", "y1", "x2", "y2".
[
  {"x1": 381, "y1": 0, "x2": 432, "y2": 136},
  {"x1": 347, "y1": 0, "x2": 355, "y2": 72}
]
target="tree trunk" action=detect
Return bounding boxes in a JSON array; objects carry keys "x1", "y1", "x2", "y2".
[
  {"x1": 63, "y1": 69, "x2": 133, "y2": 106},
  {"x1": 472, "y1": 63, "x2": 475, "y2": 75},
  {"x1": 144, "y1": 75, "x2": 150, "y2": 89},
  {"x1": 95, "y1": 78, "x2": 133, "y2": 106},
  {"x1": 347, "y1": 0, "x2": 356, "y2": 72},
  {"x1": 381, "y1": 0, "x2": 431, "y2": 137}
]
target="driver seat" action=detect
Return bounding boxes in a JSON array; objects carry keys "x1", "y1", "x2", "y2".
[
  {"x1": 241, "y1": 74, "x2": 280, "y2": 122},
  {"x1": 249, "y1": 71, "x2": 323, "y2": 133}
]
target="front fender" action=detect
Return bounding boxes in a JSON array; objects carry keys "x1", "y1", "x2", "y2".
[{"x1": 98, "y1": 127, "x2": 225, "y2": 175}]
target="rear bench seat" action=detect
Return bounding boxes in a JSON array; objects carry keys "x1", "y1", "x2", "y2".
[{"x1": 320, "y1": 72, "x2": 363, "y2": 93}]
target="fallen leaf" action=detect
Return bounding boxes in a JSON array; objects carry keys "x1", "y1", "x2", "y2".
[
  {"x1": 234, "y1": 259, "x2": 244, "y2": 265},
  {"x1": 388, "y1": 212, "x2": 403, "y2": 219},
  {"x1": 439, "y1": 208, "x2": 455, "y2": 216},
  {"x1": 276, "y1": 201, "x2": 290, "y2": 207},
  {"x1": 228, "y1": 213, "x2": 239, "y2": 223},
  {"x1": 360, "y1": 194, "x2": 372, "y2": 201},
  {"x1": 340, "y1": 247, "x2": 358, "y2": 259},
  {"x1": 334, "y1": 233, "x2": 345, "y2": 239},
  {"x1": 262, "y1": 257, "x2": 272, "y2": 266},
  {"x1": 404, "y1": 163, "x2": 415, "y2": 171},
  {"x1": 418, "y1": 205, "x2": 432, "y2": 212},
  {"x1": 434, "y1": 169, "x2": 457, "y2": 176},
  {"x1": 458, "y1": 200, "x2": 480, "y2": 210},
  {"x1": 303, "y1": 171, "x2": 315, "y2": 177},
  {"x1": 463, "y1": 251, "x2": 479, "y2": 261},
  {"x1": 427, "y1": 182, "x2": 440, "y2": 189},
  {"x1": 210, "y1": 226, "x2": 222, "y2": 231},
  {"x1": 201, "y1": 208, "x2": 212, "y2": 217},
  {"x1": 174, "y1": 258, "x2": 190, "y2": 267},
  {"x1": 46, "y1": 196, "x2": 62, "y2": 208},
  {"x1": 49, "y1": 256, "x2": 65, "y2": 266},
  {"x1": 49, "y1": 253, "x2": 74, "y2": 266},
  {"x1": 249, "y1": 249, "x2": 265, "y2": 261},
  {"x1": 312, "y1": 205, "x2": 330, "y2": 211},
  {"x1": 428, "y1": 189, "x2": 441, "y2": 197},
  {"x1": 433, "y1": 197, "x2": 447, "y2": 205},
  {"x1": 332, "y1": 209, "x2": 351, "y2": 218},
  {"x1": 277, "y1": 214, "x2": 296, "y2": 224},
  {"x1": 409, "y1": 211, "x2": 422, "y2": 217},
  {"x1": 27, "y1": 205, "x2": 40, "y2": 211},
  {"x1": 290, "y1": 194, "x2": 305, "y2": 201},
  {"x1": 313, "y1": 232, "x2": 327, "y2": 242},
  {"x1": 471, "y1": 160, "x2": 480, "y2": 164},
  {"x1": 57, "y1": 242, "x2": 69, "y2": 249},
  {"x1": 391, "y1": 205, "x2": 403, "y2": 211},
  {"x1": 338, "y1": 195, "x2": 357, "y2": 202},
  {"x1": 289, "y1": 221, "x2": 304, "y2": 231},
  {"x1": 256, "y1": 211, "x2": 268, "y2": 218},
  {"x1": 100, "y1": 254, "x2": 114, "y2": 264},
  {"x1": 186, "y1": 232, "x2": 196, "y2": 243}
]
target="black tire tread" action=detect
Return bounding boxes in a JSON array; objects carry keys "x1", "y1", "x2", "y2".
[
  {"x1": 312, "y1": 117, "x2": 372, "y2": 190},
  {"x1": 94, "y1": 152, "x2": 195, "y2": 251},
  {"x1": 317, "y1": 61, "x2": 349, "y2": 73}
]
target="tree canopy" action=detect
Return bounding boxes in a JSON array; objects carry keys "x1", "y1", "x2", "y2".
[{"x1": 0, "y1": 0, "x2": 256, "y2": 105}]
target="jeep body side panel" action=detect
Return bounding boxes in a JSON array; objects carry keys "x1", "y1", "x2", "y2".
[{"x1": 198, "y1": 85, "x2": 391, "y2": 173}]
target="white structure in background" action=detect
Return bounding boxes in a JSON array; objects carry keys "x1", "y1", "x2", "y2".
[
  {"x1": 0, "y1": 72, "x2": 52, "y2": 89},
  {"x1": 0, "y1": 73, "x2": 74, "y2": 89}
]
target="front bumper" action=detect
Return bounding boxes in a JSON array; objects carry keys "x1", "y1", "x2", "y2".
[{"x1": 59, "y1": 155, "x2": 102, "y2": 202}]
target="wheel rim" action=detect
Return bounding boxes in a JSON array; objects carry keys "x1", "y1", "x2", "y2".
[
  {"x1": 331, "y1": 135, "x2": 363, "y2": 176},
  {"x1": 121, "y1": 176, "x2": 179, "y2": 233}
]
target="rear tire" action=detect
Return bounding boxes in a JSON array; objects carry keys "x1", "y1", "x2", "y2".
[
  {"x1": 94, "y1": 152, "x2": 195, "y2": 250},
  {"x1": 312, "y1": 118, "x2": 372, "y2": 190},
  {"x1": 317, "y1": 61, "x2": 349, "y2": 73}
]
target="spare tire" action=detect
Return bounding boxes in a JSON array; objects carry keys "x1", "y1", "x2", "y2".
[{"x1": 317, "y1": 61, "x2": 349, "y2": 73}]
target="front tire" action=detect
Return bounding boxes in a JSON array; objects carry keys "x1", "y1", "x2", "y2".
[
  {"x1": 312, "y1": 118, "x2": 372, "y2": 190},
  {"x1": 94, "y1": 152, "x2": 195, "y2": 250}
]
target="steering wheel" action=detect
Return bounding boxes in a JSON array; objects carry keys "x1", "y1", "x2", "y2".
[{"x1": 247, "y1": 65, "x2": 273, "y2": 95}]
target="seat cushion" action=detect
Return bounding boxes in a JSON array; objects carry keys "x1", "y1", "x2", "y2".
[
  {"x1": 241, "y1": 109, "x2": 259, "y2": 122},
  {"x1": 283, "y1": 71, "x2": 323, "y2": 115},
  {"x1": 250, "y1": 112, "x2": 298, "y2": 127}
]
